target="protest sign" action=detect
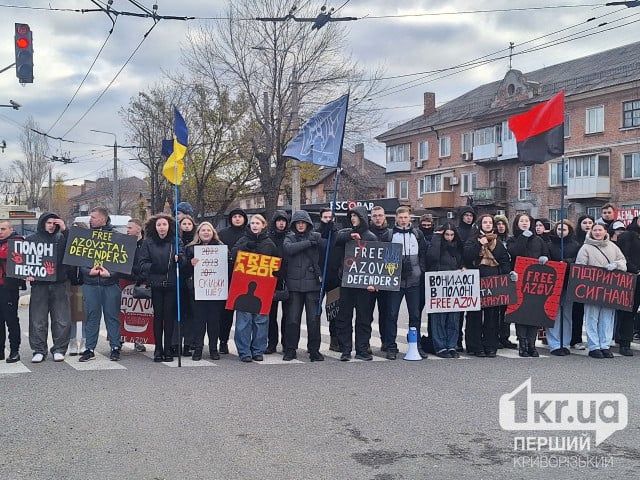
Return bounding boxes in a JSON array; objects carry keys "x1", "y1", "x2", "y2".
[
  {"x1": 566, "y1": 264, "x2": 636, "y2": 312},
  {"x1": 325, "y1": 287, "x2": 340, "y2": 322},
  {"x1": 194, "y1": 245, "x2": 228, "y2": 300},
  {"x1": 63, "y1": 226, "x2": 137, "y2": 274},
  {"x1": 480, "y1": 274, "x2": 517, "y2": 308},
  {"x1": 226, "y1": 251, "x2": 280, "y2": 315},
  {"x1": 506, "y1": 257, "x2": 567, "y2": 327},
  {"x1": 341, "y1": 240, "x2": 402, "y2": 291},
  {"x1": 425, "y1": 269, "x2": 481, "y2": 313},
  {"x1": 120, "y1": 280, "x2": 155, "y2": 345},
  {"x1": 6, "y1": 238, "x2": 57, "y2": 281}
]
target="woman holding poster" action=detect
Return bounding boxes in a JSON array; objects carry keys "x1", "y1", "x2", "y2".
[
  {"x1": 184, "y1": 222, "x2": 226, "y2": 361},
  {"x1": 463, "y1": 214, "x2": 512, "y2": 358},
  {"x1": 575, "y1": 222, "x2": 627, "y2": 359},
  {"x1": 426, "y1": 223, "x2": 465, "y2": 358},
  {"x1": 507, "y1": 213, "x2": 549, "y2": 357},
  {"x1": 231, "y1": 215, "x2": 278, "y2": 362}
]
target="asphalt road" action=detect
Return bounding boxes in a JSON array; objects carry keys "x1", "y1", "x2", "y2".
[{"x1": 1, "y1": 304, "x2": 639, "y2": 480}]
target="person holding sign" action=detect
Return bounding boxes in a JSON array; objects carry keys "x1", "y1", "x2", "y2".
[
  {"x1": 184, "y1": 222, "x2": 225, "y2": 361},
  {"x1": 0, "y1": 221, "x2": 24, "y2": 363},
  {"x1": 575, "y1": 222, "x2": 627, "y2": 359},
  {"x1": 25, "y1": 213, "x2": 71, "y2": 363},
  {"x1": 426, "y1": 223, "x2": 465, "y2": 358},
  {"x1": 615, "y1": 215, "x2": 640, "y2": 356},
  {"x1": 231, "y1": 214, "x2": 278, "y2": 362},
  {"x1": 463, "y1": 214, "x2": 512, "y2": 358},
  {"x1": 507, "y1": 213, "x2": 549, "y2": 358},
  {"x1": 139, "y1": 214, "x2": 186, "y2": 362}
]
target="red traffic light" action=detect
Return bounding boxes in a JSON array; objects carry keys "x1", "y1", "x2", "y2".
[{"x1": 16, "y1": 37, "x2": 30, "y2": 49}]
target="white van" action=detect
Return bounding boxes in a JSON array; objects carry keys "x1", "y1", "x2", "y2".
[{"x1": 73, "y1": 214, "x2": 132, "y2": 234}]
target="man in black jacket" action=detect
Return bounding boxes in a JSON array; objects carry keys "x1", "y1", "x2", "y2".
[
  {"x1": 0, "y1": 221, "x2": 24, "y2": 363},
  {"x1": 369, "y1": 206, "x2": 392, "y2": 353},
  {"x1": 317, "y1": 207, "x2": 341, "y2": 351},
  {"x1": 266, "y1": 210, "x2": 289, "y2": 354}
]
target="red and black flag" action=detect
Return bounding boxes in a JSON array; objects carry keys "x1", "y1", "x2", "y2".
[{"x1": 508, "y1": 91, "x2": 565, "y2": 164}]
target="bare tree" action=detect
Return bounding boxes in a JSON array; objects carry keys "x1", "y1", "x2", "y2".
[
  {"x1": 181, "y1": 0, "x2": 385, "y2": 219},
  {"x1": 13, "y1": 117, "x2": 50, "y2": 208}
]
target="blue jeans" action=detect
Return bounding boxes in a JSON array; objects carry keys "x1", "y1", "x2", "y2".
[
  {"x1": 386, "y1": 285, "x2": 421, "y2": 352},
  {"x1": 584, "y1": 304, "x2": 615, "y2": 351},
  {"x1": 83, "y1": 283, "x2": 122, "y2": 351},
  {"x1": 547, "y1": 296, "x2": 572, "y2": 351},
  {"x1": 431, "y1": 312, "x2": 460, "y2": 352},
  {"x1": 234, "y1": 310, "x2": 268, "y2": 358}
]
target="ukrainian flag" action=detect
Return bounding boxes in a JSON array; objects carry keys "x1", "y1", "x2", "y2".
[{"x1": 162, "y1": 107, "x2": 188, "y2": 185}]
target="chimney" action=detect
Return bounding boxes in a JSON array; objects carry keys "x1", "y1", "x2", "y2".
[
  {"x1": 354, "y1": 143, "x2": 365, "y2": 171},
  {"x1": 423, "y1": 92, "x2": 436, "y2": 117}
]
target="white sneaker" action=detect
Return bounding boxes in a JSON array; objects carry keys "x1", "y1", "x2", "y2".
[
  {"x1": 53, "y1": 352, "x2": 65, "y2": 362},
  {"x1": 574, "y1": 342, "x2": 587, "y2": 350},
  {"x1": 68, "y1": 342, "x2": 78, "y2": 356},
  {"x1": 31, "y1": 353, "x2": 45, "y2": 363},
  {"x1": 79, "y1": 338, "x2": 86, "y2": 352}
]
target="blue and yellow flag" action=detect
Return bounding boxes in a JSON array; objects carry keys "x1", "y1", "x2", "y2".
[
  {"x1": 162, "y1": 107, "x2": 188, "y2": 185},
  {"x1": 283, "y1": 94, "x2": 348, "y2": 168}
]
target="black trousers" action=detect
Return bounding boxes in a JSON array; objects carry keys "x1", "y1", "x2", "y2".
[
  {"x1": 0, "y1": 285, "x2": 20, "y2": 351},
  {"x1": 515, "y1": 324, "x2": 538, "y2": 345},
  {"x1": 268, "y1": 299, "x2": 287, "y2": 349},
  {"x1": 172, "y1": 286, "x2": 194, "y2": 347},
  {"x1": 336, "y1": 287, "x2": 373, "y2": 355},
  {"x1": 571, "y1": 302, "x2": 585, "y2": 345},
  {"x1": 192, "y1": 299, "x2": 224, "y2": 351},
  {"x1": 465, "y1": 307, "x2": 499, "y2": 353},
  {"x1": 497, "y1": 305, "x2": 511, "y2": 341},
  {"x1": 285, "y1": 291, "x2": 321, "y2": 352},
  {"x1": 219, "y1": 309, "x2": 234, "y2": 344},
  {"x1": 151, "y1": 286, "x2": 176, "y2": 353}
]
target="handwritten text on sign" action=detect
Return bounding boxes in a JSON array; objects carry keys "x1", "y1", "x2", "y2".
[
  {"x1": 7, "y1": 238, "x2": 57, "y2": 281},
  {"x1": 194, "y1": 245, "x2": 228, "y2": 300},
  {"x1": 425, "y1": 269, "x2": 481, "y2": 312},
  {"x1": 63, "y1": 226, "x2": 137, "y2": 274},
  {"x1": 342, "y1": 241, "x2": 402, "y2": 291},
  {"x1": 480, "y1": 274, "x2": 517, "y2": 308},
  {"x1": 566, "y1": 264, "x2": 636, "y2": 312},
  {"x1": 226, "y1": 251, "x2": 281, "y2": 315}
]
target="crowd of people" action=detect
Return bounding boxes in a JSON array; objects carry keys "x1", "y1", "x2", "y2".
[{"x1": 1, "y1": 201, "x2": 639, "y2": 366}]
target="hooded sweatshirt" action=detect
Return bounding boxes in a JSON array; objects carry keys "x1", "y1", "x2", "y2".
[
  {"x1": 334, "y1": 206, "x2": 377, "y2": 280},
  {"x1": 27, "y1": 212, "x2": 70, "y2": 284},
  {"x1": 283, "y1": 210, "x2": 323, "y2": 292},
  {"x1": 457, "y1": 206, "x2": 476, "y2": 243},
  {"x1": 218, "y1": 208, "x2": 248, "y2": 248}
]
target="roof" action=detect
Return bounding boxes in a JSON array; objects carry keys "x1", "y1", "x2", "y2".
[
  {"x1": 377, "y1": 41, "x2": 640, "y2": 141},
  {"x1": 69, "y1": 176, "x2": 147, "y2": 202},
  {"x1": 304, "y1": 147, "x2": 385, "y2": 188}
]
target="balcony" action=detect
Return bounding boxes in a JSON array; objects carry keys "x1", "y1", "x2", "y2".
[
  {"x1": 472, "y1": 186, "x2": 507, "y2": 205},
  {"x1": 385, "y1": 160, "x2": 411, "y2": 173},
  {"x1": 566, "y1": 176, "x2": 610, "y2": 199},
  {"x1": 422, "y1": 191, "x2": 455, "y2": 209}
]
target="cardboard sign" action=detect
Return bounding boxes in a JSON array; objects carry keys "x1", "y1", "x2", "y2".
[
  {"x1": 6, "y1": 238, "x2": 57, "y2": 281},
  {"x1": 69, "y1": 284, "x2": 85, "y2": 322},
  {"x1": 566, "y1": 264, "x2": 636, "y2": 312},
  {"x1": 325, "y1": 287, "x2": 340, "y2": 322},
  {"x1": 119, "y1": 280, "x2": 155, "y2": 345},
  {"x1": 506, "y1": 257, "x2": 567, "y2": 327},
  {"x1": 341, "y1": 240, "x2": 402, "y2": 291},
  {"x1": 225, "y1": 251, "x2": 280, "y2": 315},
  {"x1": 425, "y1": 269, "x2": 481, "y2": 313},
  {"x1": 194, "y1": 245, "x2": 228, "y2": 300},
  {"x1": 63, "y1": 226, "x2": 137, "y2": 274},
  {"x1": 480, "y1": 274, "x2": 517, "y2": 308}
]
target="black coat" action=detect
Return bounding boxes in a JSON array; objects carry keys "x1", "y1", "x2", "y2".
[
  {"x1": 283, "y1": 212, "x2": 322, "y2": 293},
  {"x1": 507, "y1": 232, "x2": 549, "y2": 269},
  {"x1": 139, "y1": 236, "x2": 186, "y2": 287},
  {"x1": 232, "y1": 230, "x2": 278, "y2": 259},
  {"x1": 426, "y1": 234, "x2": 464, "y2": 271},
  {"x1": 547, "y1": 234, "x2": 580, "y2": 263},
  {"x1": 463, "y1": 234, "x2": 511, "y2": 277},
  {"x1": 27, "y1": 212, "x2": 70, "y2": 284}
]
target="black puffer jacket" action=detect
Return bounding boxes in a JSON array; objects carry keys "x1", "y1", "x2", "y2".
[
  {"x1": 547, "y1": 233, "x2": 580, "y2": 264},
  {"x1": 139, "y1": 218, "x2": 186, "y2": 287},
  {"x1": 334, "y1": 206, "x2": 377, "y2": 280},
  {"x1": 426, "y1": 224, "x2": 464, "y2": 271},
  {"x1": 232, "y1": 229, "x2": 278, "y2": 259},
  {"x1": 218, "y1": 208, "x2": 248, "y2": 247},
  {"x1": 27, "y1": 212, "x2": 70, "y2": 284},
  {"x1": 284, "y1": 210, "x2": 322, "y2": 292},
  {"x1": 617, "y1": 216, "x2": 640, "y2": 274},
  {"x1": 507, "y1": 228, "x2": 549, "y2": 269}
]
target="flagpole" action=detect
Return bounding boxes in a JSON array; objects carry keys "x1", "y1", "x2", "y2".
[
  {"x1": 559, "y1": 155, "x2": 565, "y2": 351},
  {"x1": 174, "y1": 162, "x2": 182, "y2": 367}
]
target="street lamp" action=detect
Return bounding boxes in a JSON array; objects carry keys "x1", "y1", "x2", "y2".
[{"x1": 90, "y1": 129, "x2": 119, "y2": 214}]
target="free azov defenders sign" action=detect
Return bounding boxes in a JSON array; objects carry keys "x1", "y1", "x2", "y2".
[{"x1": 425, "y1": 269, "x2": 481, "y2": 313}]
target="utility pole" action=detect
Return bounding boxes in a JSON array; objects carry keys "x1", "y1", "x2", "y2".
[
  {"x1": 48, "y1": 155, "x2": 73, "y2": 211},
  {"x1": 290, "y1": 67, "x2": 301, "y2": 212},
  {"x1": 90, "y1": 129, "x2": 119, "y2": 214}
]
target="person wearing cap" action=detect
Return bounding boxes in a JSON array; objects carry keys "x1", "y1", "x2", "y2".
[
  {"x1": 610, "y1": 221, "x2": 626, "y2": 243},
  {"x1": 176, "y1": 202, "x2": 194, "y2": 222},
  {"x1": 534, "y1": 218, "x2": 551, "y2": 243}
]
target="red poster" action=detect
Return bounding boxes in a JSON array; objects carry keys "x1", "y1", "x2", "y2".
[
  {"x1": 119, "y1": 280, "x2": 155, "y2": 344},
  {"x1": 505, "y1": 257, "x2": 567, "y2": 328},
  {"x1": 225, "y1": 251, "x2": 281, "y2": 315}
]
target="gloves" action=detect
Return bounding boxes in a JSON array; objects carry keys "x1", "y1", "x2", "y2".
[
  {"x1": 522, "y1": 229, "x2": 533, "y2": 238},
  {"x1": 605, "y1": 263, "x2": 616, "y2": 271},
  {"x1": 538, "y1": 256, "x2": 548, "y2": 265},
  {"x1": 246, "y1": 241, "x2": 257, "y2": 250},
  {"x1": 509, "y1": 271, "x2": 518, "y2": 282},
  {"x1": 309, "y1": 238, "x2": 318, "y2": 247}
]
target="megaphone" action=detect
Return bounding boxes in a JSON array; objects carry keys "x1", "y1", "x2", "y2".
[{"x1": 404, "y1": 327, "x2": 422, "y2": 361}]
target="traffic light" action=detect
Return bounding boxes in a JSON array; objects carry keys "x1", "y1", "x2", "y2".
[{"x1": 14, "y1": 23, "x2": 33, "y2": 84}]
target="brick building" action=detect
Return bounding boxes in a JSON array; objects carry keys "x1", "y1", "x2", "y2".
[
  {"x1": 376, "y1": 41, "x2": 640, "y2": 225},
  {"x1": 68, "y1": 176, "x2": 149, "y2": 219}
]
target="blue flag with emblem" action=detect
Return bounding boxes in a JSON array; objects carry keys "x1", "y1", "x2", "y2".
[{"x1": 283, "y1": 94, "x2": 348, "y2": 168}]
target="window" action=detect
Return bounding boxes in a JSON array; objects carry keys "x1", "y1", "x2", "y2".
[
  {"x1": 564, "y1": 113, "x2": 571, "y2": 138},
  {"x1": 387, "y1": 180, "x2": 395, "y2": 198},
  {"x1": 422, "y1": 174, "x2": 443, "y2": 193},
  {"x1": 500, "y1": 121, "x2": 514, "y2": 141},
  {"x1": 623, "y1": 100, "x2": 640, "y2": 128},
  {"x1": 399, "y1": 180, "x2": 409, "y2": 200},
  {"x1": 549, "y1": 208, "x2": 568, "y2": 223},
  {"x1": 518, "y1": 166, "x2": 532, "y2": 201},
  {"x1": 474, "y1": 126, "x2": 496, "y2": 146},
  {"x1": 585, "y1": 106, "x2": 604, "y2": 134},
  {"x1": 461, "y1": 172, "x2": 477, "y2": 195},
  {"x1": 438, "y1": 136, "x2": 451, "y2": 157},
  {"x1": 586, "y1": 206, "x2": 600, "y2": 219},
  {"x1": 489, "y1": 169, "x2": 503, "y2": 187},
  {"x1": 623, "y1": 152, "x2": 640, "y2": 179},
  {"x1": 461, "y1": 132, "x2": 473, "y2": 153},
  {"x1": 418, "y1": 141, "x2": 429, "y2": 160},
  {"x1": 386, "y1": 144, "x2": 410, "y2": 163},
  {"x1": 568, "y1": 155, "x2": 596, "y2": 178},
  {"x1": 549, "y1": 161, "x2": 568, "y2": 186}
]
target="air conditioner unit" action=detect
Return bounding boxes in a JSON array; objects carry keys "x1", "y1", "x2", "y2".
[
  {"x1": 462, "y1": 152, "x2": 472, "y2": 161},
  {"x1": 447, "y1": 211, "x2": 455, "y2": 219},
  {"x1": 448, "y1": 176, "x2": 459, "y2": 185},
  {"x1": 496, "y1": 209, "x2": 506, "y2": 216},
  {"x1": 414, "y1": 159, "x2": 423, "y2": 169}
]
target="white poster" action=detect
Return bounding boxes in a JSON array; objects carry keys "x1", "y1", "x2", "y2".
[
  {"x1": 425, "y1": 269, "x2": 481, "y2": 313},
  {"x1": 194, "y1": 245, "x2": 228, "y2": 300}
]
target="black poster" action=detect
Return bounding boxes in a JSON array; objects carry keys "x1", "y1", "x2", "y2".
[
  {"x1": 6, "y1": 238, "x2": 57, "y2": 281},
  {"x1": 480, "y1": 274, "x2": 517, "y2": 308},
  {"x1": 566, "y1": 264, "x2": 636, "y2": 312},
  {"x1": 341, "y1": 241, "x2": 402, "y2": 291},
  {"x1": 62, "y1": 226, "x2": 137, "y2": 274}
]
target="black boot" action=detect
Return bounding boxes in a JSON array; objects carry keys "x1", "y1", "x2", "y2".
[
  {"x1": 518, "y1": 339, "x2": 530, "y2": 357},
  {"x1": 192, "y1": 347, "x2": 202, "y2": 361},
  {"x1": 153, "y1": 348, "x2": 163, "y2": 362},
  {"x1": 527, "y1": 340, "x2": 539, "y2": 357},
  {"x1": 183, "y1": 344, "x2": 192, "y2": 356}
]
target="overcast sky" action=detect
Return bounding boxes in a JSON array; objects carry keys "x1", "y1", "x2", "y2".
[{"x1": 0, "y1": 0, "x2": 638, "y2": 185}]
